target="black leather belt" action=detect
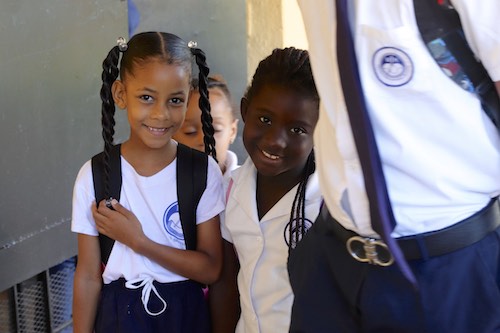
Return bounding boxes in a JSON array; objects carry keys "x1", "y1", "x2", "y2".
[{"x1": 326, "y1": 198, "x2": 500, "y2": 264}]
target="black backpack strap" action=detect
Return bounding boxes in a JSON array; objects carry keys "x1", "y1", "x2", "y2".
[
  {"x1": 91, "y1": 144, "x2": 122, "y2": 265},
  {"x1": 176, "y1": 143, "x2": 208, "y2": 251},
  {"x1": 414, "y1": 0, "x2": 500, "y2": 127}
]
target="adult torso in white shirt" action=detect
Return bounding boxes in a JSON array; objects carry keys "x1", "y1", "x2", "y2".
[
  {"x1": 221, "y1": 158, "x2": 322, "y2": 333},
  {"x1": 71, "y1": 152, "x2": 224, "y2": 284},
  {"x1": 298, "y1": 0, "x2": 500, "y2": 237}
]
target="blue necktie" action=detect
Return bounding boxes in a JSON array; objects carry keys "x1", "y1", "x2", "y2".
[{"x1": 335, "y1": 0, "x2": 416, "y2": 285}]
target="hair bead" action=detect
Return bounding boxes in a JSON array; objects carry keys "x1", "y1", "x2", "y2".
[{"x1": 116, "y1": 37, "x2": 128, "y2": 52}]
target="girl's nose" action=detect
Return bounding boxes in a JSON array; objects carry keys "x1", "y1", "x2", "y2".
[
  {"x1": 264, "y1": 126, "x2": 287, "y2": 149},
  {"x1": 151, "y1": 103, "x2": 170, "y2": 120}
]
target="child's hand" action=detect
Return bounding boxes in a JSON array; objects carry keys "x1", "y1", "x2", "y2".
[{"x1": 92, "y1": 199, "x2": 146, "y2": 251}]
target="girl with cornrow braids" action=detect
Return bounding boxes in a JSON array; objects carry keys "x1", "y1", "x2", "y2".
[
  {"x1": 209, "y1": 47, "x2": 322, "y2": 333},
  {"x1": 71, "y1": 32, "x2": 223, "y2": 333}
]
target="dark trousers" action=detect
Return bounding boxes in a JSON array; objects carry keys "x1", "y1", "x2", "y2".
[
  {"x1": 95, "y1": 279, "x2": 210, "y2": 333},
  {"x1": 288, "y1": 209, "x2": 500, "y2": 333}
]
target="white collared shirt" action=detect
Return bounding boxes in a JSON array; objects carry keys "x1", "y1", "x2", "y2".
[
  {"x1": 221, "y1": 158, "x2": 322, "y2": 333},
  {"x1": 298, "y1": 0, "x2": 500, "y2": 237},
  {"x1": 223, "y1": 149, "x2": 240, "y2": 180}
]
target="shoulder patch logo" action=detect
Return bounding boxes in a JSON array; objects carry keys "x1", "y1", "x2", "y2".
[{"x1": 372, "y1": 47, "x2": 413, "y2": 87}]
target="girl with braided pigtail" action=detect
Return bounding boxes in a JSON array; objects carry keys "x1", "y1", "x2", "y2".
[
  {"x1": 209, "y1": 47, "x2": 322, "y2": 333},
  {"x1": 71, "y1": 32, "x2": 224, "y2": 333}
]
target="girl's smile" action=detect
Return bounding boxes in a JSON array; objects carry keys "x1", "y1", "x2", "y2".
[
  {"x1": 261, "y1": 149, "x2": 280, "y2": 160},
  {"x1": 144, "y1": 125, "x2": 170, "y2": 137}
]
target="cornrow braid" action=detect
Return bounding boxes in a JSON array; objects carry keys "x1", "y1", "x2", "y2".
[
  {"x1": 244, "y1": 47, "x2": 319, "y2": 105},
  {"x1": 190, "y1": 47, "x2": 217, "y2": 161},
  {"x1": 288, "y1": 151, "x2": 316, "y2": 252},
  {"x1": 99, "y1": 45, "x2": 121, "y2": 200}
]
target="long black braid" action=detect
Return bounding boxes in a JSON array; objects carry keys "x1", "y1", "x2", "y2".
[
  {"x1": 100, "y1": 45, "x2": 121, "y2": 200},
  {"x1": 190, "y1": 47, "x2": 217, "y2": 160},
  {"x1": 288, "y1": 151, "x2": 315, "y2": 251},
  {"x1": 99, "y1": 32, "x2": 216, "y2": 201},
  {"x1": 244, "y1": 47, "x2": 319, "y2": 252}
]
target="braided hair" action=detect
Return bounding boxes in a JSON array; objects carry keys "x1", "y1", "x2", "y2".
[
  {"x1": 192, "y1": 75, "x2": 235, "y2": 119},
  {"x1": 99, "y1": 32, "x2": 216, "y2": 201},
  {"x1": 244, "y1": 47, "x2": 319, "y2": 251}
]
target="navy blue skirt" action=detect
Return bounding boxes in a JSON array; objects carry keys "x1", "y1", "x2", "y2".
[{"x1": 94, "y1": 278, "x2": 210, "y2": 333}]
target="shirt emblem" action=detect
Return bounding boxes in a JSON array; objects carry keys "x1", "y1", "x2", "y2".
[
  {"x1": 163, "y1": 202, "x2": 184, "y2": 241},
  {"x1": 372, "y1": 47, "x2": 413, "y2": 87}
]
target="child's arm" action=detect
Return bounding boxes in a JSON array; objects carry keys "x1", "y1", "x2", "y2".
[
  {"x1": 92, "y1": 200, "x2": 223, "y2": 284},
  {"x1": 73, "y1": 234, "x2": 102, "y2": 333},
  {"x1": 208, "y1": 239, "x2": 241, "y2": 333}
]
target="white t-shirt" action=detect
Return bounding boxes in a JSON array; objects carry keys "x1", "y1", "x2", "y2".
[
  {"x1": 298, "y1": 0, "x2": 500, "y2": 238},
  {"x1": 71, "y1": 150, "x2": 224, "y2": 284},
  {"x1": 221, "y1": 158, "x2": 322, "y2": 333}
]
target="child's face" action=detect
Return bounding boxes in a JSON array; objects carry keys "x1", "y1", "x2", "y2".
[
  {"x1": 112, "y1": 59, "x2": 191, "y2": 151},
  {"x1": 174, "y1": 88, "x2": 238, "y2": 172},
  {"x1": 242, "y1": 84, "x2": 318, "y2": 179}
]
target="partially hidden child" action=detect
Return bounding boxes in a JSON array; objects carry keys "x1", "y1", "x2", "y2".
[{"x1": 174, "y1": 75, "x2": 239, "y2": 178}]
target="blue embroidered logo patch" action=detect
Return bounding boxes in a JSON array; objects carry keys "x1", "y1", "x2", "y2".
[
  {"x1": 372, "y1": 47, "x2": 413, "y2": 87},
  {"x1": 163, "y1": 202, "x2": 184, "y2": 241}
]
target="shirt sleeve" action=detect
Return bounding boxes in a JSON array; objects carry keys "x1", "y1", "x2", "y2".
[
  {"x1": 196, "y1": 156, "x2": 225, "y2": 224},
  {"x1": 71, "y1": 160, "x2": 99, "y2": 236},
  {"x1": 452, "y1": 0, "x2": 500, "y2": 80}
]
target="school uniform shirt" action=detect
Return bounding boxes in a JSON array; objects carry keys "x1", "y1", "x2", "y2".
[
  {"x1": 223, "y1": 149, "x2": 240, "y2": 180},
  {"x1": 71, "y1": 148, "x2": 224, "y2": 284},
  {"x1": 298, "y1": 0, "x2": 500, "y2": 238},
  {"x1": 221, "y1": 150, "x2": 240, "y2": 183},
  {"x1": 221, "y1": 157, "x2": 322, "y2": 333}
]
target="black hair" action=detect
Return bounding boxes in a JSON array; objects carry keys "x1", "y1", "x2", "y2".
[
  {"x1": 192, "y1": 75, "x2": 236, "y2": 120},
  {"x1": 99, "y1": 32, "x2": 216, "y2": 200},
  {"x1": 245, "y1": 47, "x2": 319, "y2": 252}
]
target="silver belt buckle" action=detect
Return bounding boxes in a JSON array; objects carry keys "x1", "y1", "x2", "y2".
[{"x1": 346, "y1": 236, "x2": 394, "y2": 266}]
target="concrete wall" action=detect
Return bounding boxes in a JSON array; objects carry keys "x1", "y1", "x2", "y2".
[{"x1": 246, "y1": 0, "x2": 308, "y2": 84}]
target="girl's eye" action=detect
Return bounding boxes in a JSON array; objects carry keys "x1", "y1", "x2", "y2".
[
  {"x1": 259, "y1": 116, "x2": 271, "y2": 124},
  {"x1": 140, "y1": 95, "x2": 154, "y2": 102},
  {"x1": 170, "y1": 97, "x2": 184, "y2": 105},
  {"x1": 291, "y1": 127, "x2": 306, "y2": 135},
  {"x1": 213, "y1": 125, "x2": 224, "y2": 133}
]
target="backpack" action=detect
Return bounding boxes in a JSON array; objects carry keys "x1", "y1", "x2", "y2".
[
  {"x1": 91, "y1": 143, "x2": 208, "y2": 264},
  {"x1": 414, "y1": 0, "x2": 500, "y2": 127}
]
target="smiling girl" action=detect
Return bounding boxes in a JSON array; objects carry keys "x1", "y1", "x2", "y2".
[
  {"x1": 209, "y1": 47, "x2": 322, "y2": 333},
  {"x1": 71, "y1": 32, "x2": 224, "y2": 333}
]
